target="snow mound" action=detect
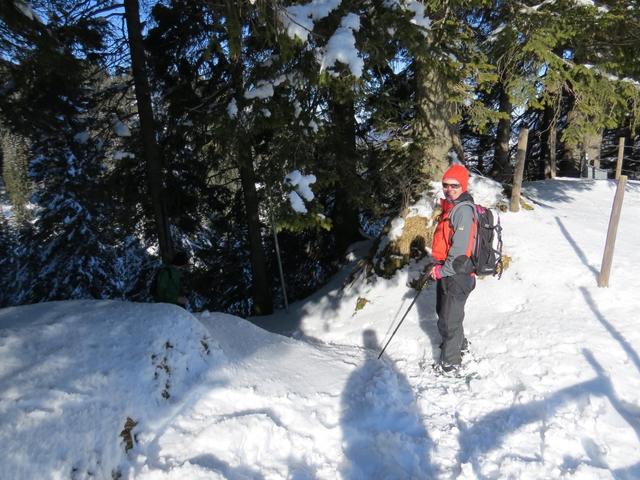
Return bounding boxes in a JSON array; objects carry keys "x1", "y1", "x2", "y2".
[
  {"x1": 468, "y1": 174, "x2": 507, "y2": 207},
  {"x1": 0, "y1": 300, "x2": 223, "y2": 479}
]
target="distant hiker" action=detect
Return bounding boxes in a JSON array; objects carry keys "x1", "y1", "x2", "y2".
[
  {"x1": 154, "y1": 251, "x2": 189, "y2": 307},
  {"x1": 429, "y1": 164, "x2": 476, "y2": 375}
]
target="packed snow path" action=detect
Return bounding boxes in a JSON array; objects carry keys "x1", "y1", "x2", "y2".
[{"x1": 1, "y1": 178, "x2": 640, "y2": 479}]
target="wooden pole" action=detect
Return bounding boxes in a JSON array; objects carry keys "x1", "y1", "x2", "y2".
[
  {"x1": 271, "y1": 213, "x2": 289, "y2": 311},
  {"x1": 548, "y1": 124, "x2": 557, "y2": 179},
  {"x1": 598, "y1": 175, "x2": 627, "y2": 287},
  {"x1": 615, "y1": 137, "x2": 625, "y2": 180},
  {"x1": 510, "y1": 128, "x2": 529, "y2": 213},
  {"x1": 265, "y1": 186, "x2": 289, "y2": 312}
]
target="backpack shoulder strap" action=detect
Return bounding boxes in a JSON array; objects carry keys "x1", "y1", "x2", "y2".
[
  {"x1": 450, "y1": 200, "x2": 479, "y2": 256},
  {"x1": 450, "y1": 200, "x2": 477, "y2": 221}
]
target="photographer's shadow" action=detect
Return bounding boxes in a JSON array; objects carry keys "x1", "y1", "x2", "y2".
[{"x1": 339, "y1": 329, "x2": 434, "y2": 479}]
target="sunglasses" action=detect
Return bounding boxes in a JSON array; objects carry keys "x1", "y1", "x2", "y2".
[{"x1": 442, "y1": 182, "x2": 461, "y2": 189}]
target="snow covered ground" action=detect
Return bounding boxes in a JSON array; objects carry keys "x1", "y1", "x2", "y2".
[{"x1": 1, "y1": 178, "x2": 639, "y2": 479}]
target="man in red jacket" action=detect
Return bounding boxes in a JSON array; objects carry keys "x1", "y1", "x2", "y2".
[{"x1": 429, "y1": 164, "x2": 477, "y2": 375}]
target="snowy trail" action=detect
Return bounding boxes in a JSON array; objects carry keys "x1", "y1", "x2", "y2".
[
  {"x1": 266, "y1": 178, "x2": 640, "y2": 479},
  {"x1": 1, "y1": 178, "x2": 640, "y2": 479},
  {"x1": 133, "y1": 317, "x2": 436, "y2": 479}
]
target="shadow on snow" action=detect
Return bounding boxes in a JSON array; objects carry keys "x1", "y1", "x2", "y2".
[
  {"x1": 456, "y1": 285, "x2": 640, "y2": 478},
  {"x1": 340, "y1": 329, "x2": 434, "y2": 479}
]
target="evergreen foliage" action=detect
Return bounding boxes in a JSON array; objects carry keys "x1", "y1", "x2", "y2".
[
  {"x1": 0, "y1": 0, "x2": 638, "y2": 311},
  {"x1": 1, "y1": 129, "x2": 31, "y2": 222}
]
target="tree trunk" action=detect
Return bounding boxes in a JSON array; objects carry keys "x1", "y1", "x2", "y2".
[
  {"x1": 477, "y1": 134, "x2": 491, "y2": 174},
  {"x1": 492, "y1": 83, "x2": 512, "y2": 181},
  {"x1": 560, "y1": 86, "x2": 603, "y2": 177},
  {"x1": 123, "y1": 0, "x2": 172, "y2": 261},
  {"x1": 329, "y1": 92, "x2": 362, "y2": 256},
  {"x1": 561, "y1": 91, "x2": 582, "y2": 177},
  {"x1": 414, "y1": 58, "x2": 463, "y2": 179},
  {"x1": 547, "y1": 123, "x2": 557, "y2": 179},
  {"x1": 585, "y1": 130, "x2": 603, "y2": 169},
  {"x1": 237, "y1": 149, "x2": 273, "y2": 315},
  {"x1": 560, "y1": 78, "x2": 606, "y2": 177},
  {"x1": 541, "y1": 102, "x2": 557, "y2": 179},
  {"x1": 227, "y1": 1, "x2": 272, "y2": 315}
]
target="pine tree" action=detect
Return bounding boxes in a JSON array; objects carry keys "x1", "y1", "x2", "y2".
[
  {"x1": 514, "y1": 1, "x2": 640, "y2": 177},
  {"x1": 0, "y1": 0, "x2": 139, "y2": 304},
  {"x1": 123, "y1": 0, "x2": 174, "y2": 262},
  {"x1": 0, "y1": 129, "x2": 31, "y2": 223},
  {"x1": 144, "y1": 0, "x2": 280, "y2": 314},
  {"x1": 26, "y1": 127, "x2": 119, "y2": 301}
]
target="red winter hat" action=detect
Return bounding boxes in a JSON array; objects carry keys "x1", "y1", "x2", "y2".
[{"x1": 442, "y1": 164, "x2": 469, "y2": 192}]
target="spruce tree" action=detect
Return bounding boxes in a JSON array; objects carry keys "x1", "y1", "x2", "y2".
[
  {"x1": 0, "y1": 130, "x2": 31, "y2": 223},
  {"x1": 0, "y1": 0, "x2": 138, "y2": 304}
]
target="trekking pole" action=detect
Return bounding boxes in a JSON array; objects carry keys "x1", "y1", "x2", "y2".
[{"x1": 378, "y1": 273, "x2": 432, "y2": 359}]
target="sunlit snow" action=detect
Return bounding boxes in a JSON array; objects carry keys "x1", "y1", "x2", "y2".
[{"x1": 1, "y1": 178, "x2": 640, "y2": 479}]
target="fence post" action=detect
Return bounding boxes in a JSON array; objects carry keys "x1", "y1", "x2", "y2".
[
  {"x1": 510, "y1": 128, "x2": 529, "y2": 213},
  {"x1": 598, "y1": 175, "x2": 627, "y2": 287},
  {"x1": 615, "y1": 137, "x2": 625, "y2": 180}
]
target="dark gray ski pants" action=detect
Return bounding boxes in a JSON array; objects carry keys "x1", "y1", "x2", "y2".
[{"x1": 436, "y1": 273, "x2": 476, "y2": 366}]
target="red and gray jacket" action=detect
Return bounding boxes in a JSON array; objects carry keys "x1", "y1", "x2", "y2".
[{"x1": 431, "y1": 192, "x2": 477, "y2": 277}]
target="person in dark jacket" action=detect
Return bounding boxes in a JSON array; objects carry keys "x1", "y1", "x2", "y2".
[
  {"x1": 429, "y1": 164, "x2": 477, "y2": 375},
  {"x1": 155, "y1": 251, "x2": 189, "y2": 306}
]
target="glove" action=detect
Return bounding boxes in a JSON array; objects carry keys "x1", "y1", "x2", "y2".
[
  {"x1": 409, "y1": 271, "x2": 430, "y2": 290},
  {"x1": 430, "y1": 264, "x2": 443, "y2": 280}
]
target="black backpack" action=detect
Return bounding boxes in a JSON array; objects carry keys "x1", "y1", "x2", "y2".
[
  {"x1": 452, "y1": 202, "x2": 503, "y2": 278},
  {"x1": 150, "y1": 266, "x2": 172, "y2": 301},
  {"x1": 471, "y1": 204, "x2": 503, "y2": 278}
]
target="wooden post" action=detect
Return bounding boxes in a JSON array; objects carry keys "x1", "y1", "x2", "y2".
[
  {"x1": 598, "y1": 175, "x2": 627, "y2": 287},
  {"x1": 510, "y1": 128, "x2": 529, "y2": 213},
  {"x1": 615, "y1": 137, "x2": 625, "y2": 180},
  {"x1": 548, "y1": 125, "x2": 557, "y2": 179}
]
